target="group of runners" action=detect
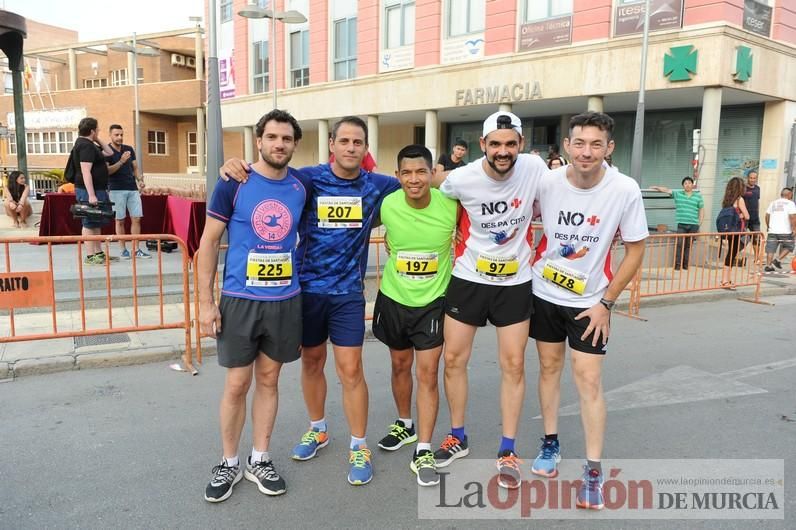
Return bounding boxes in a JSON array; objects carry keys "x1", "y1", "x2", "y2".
[{"x1": 197, "y1": 108, "x2": 648, "y2": 511}]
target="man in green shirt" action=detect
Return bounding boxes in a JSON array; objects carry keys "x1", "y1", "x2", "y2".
[
  {"x1": 372, "y1": 144, "x2": 458, "y2": 487},
  {"x1": 651, "y1": 177, "x2": 704, "y2": 270}
]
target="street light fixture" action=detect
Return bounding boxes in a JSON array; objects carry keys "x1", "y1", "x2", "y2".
[
  {"x1": 238, "y1": 5, "x2": 307, "y2": 110},
  {"x1": 108, "y1": 33, "x2": 160, "y2": 180}
]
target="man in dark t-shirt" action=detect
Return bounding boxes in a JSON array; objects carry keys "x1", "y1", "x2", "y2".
[
  {"x1": 744, "y1": 170, "x2": 762, "y2": 262},
  {"x1": 435, "y1": 139, "x2": 467, "y2": 178},
  {"x1": 107, "y1": 124, "x2": 149, "y2": 259},
  {"x1": 73, "y1": 116, "x2": 114, "y2": 264}
]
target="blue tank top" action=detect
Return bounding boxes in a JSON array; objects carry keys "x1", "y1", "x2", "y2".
[
  {"x1": 207, "y1": 168, "x2": 311, "y2": 301},
  {"x1": 296, "y1": 164, "x2": 400, "y2": 295}
]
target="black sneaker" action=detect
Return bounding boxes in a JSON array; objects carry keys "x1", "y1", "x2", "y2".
[
  {"x1": 378, "y1": 420, "x2": 418, "y2": 451},
  {"x1": 410, "y1": 449, "x2": 440, "y2": 487},
  {"x1": 434, "y1": 434, "x2": 469, "y2": 468},
  {"x1": 773, "y1": 258, "x2": 783, "y2": 270},
  {"x1": 244, "y1": 457, "x2": 286, "y2": 496},
  {"x1": 204, "y1": 460, "x2": 242, "y2": 503},
  {"x1": 764, "y1": 265, "x2": 775, "y2": 273}
]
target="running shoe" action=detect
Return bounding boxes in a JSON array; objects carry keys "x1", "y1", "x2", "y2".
[
  {"x1": 204, "y1": 460, "x2": 242, "y2": 503},
  {"x1": 576, "y1": 466, "x2": 605, "y2": 510},
  {"x1": 496, "y1": 449, "x2": 522, "y2": 489},
  {"x1": 378, "y1": 420, "x2": 417, "y2": 451},
  {"x1": 433, "y1": 434, "x2": 469, "y2": 468},
  {"x1": 244, "y1": 457, "x2": 286, "y2": 496},
  {"x1": 410, "y1": 449, "x2": 440, "y2": 487},
  {"x1": 135, "y1": 248, "x2": 152, "y2": 259},
  {"x1": 773, "y1": 258, "x2": 782, "y2": 270},
  {"x1": 764, "y1": 265, "x2": 775, "y2": 273},
  {"x1": 531, "y1": 438, "x2": 561, "y2": 478},
  {"x1": 292, "y1": 428, "x2": 330, "y2": 461},
  {"x1": 348, "y1": 445, "x2": 373, "y2": 485},
  {"x1": 84, "y1": 252, "x2": 108, "y2": 266},
  {"x1": 119, "y1": 249, "x2": 131, "y2": 260}
]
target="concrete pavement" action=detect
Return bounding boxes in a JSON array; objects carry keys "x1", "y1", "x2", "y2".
[{"x1": 0, "y1": 295, "x2": 794, "y2": 528}]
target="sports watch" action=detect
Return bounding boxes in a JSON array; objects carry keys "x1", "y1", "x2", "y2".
[{"x1": 599, "y1": 298, "x2": 615, "y2": 311}]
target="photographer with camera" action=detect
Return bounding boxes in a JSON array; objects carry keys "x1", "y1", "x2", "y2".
[{"x1": 73, "y1": 117, "x2": 114, "y2": 265}]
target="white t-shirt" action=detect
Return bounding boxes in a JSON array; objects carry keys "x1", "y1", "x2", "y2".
[
  {"x1": 440, "y1": 153, "x2": 548, "y2": 285},
  {"x1": 532, "y1": 165, "x2": 649, "y2": 308},
  {"x1": 765, "y1": 198, "x2": 796, "y2": 234}
]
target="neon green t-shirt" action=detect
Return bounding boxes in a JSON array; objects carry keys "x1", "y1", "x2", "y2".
[{"x1": 380, "y1": 188, "x2": 458, "y2": 307}]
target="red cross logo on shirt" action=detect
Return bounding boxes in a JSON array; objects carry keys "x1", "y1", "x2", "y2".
[
  {"x1": 511, "y1": 198, "x2": 522, "y2": 208},
  {"x1": 587, "y1": 215, "x2": 600, "y2": 226}
]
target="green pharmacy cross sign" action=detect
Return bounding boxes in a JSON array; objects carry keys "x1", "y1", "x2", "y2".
[
  {"x1": 664, "y1": 45, "x2": 698, "y2": 81},
  {"x1": 734, "y1": 46, "x2": 753, "y2": 82}
]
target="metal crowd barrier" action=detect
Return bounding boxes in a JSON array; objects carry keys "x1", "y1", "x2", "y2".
[
  {"x1": 0, "y1": 234, "x2": 195, "y2": 373},
  {"x1": 622, "y1": 230, "x2": 766, "y2": 319}
]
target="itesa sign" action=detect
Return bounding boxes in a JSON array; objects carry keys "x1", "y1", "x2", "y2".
[{"x1": 455, "y1": 81, "x2": 542, "y2": 106}]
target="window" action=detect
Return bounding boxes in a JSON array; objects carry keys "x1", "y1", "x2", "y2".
[
  {"x1": 187, "y1": 131, "x2": 198, "y2": 167},
  {"x1": 333, "y1": 17, "x2": 357, "y2": 80},
  {"x1": 290, "y1": 30, "x2": 310, "y2": 87},
  {"x1": 148, "y1": 130, "x2": 167, "y2": 155},
  {"x1": 448, "y1": 0, "x2": 484, "y2": 37},
  {"x1": 525, "y1": 0, "x2": 572, "y2": 21},
  {"x1": 111, "y1": 68, "x2": 128, "y2": 86},
  {"x1": 15, "y1": 130, "x2": 75, "y2": 154},
  {"x1": 9, "y1": 133, "x2": 16, "y2": 154},
  {"x1": 385, "y1": 0, "x2": 415, "y2": 48},
  {"x1": 83, "y1": 78, "x2": 108, "y2": 88},
  {"x1": 4, "y1": 71, "x2": 13, "y2": 94},
  {"x1": 252, "y1": 40, "x2": 270, "y2": 93},
  {"x1": 220, "y1": 0, "x2": 233, "y2": 23}
]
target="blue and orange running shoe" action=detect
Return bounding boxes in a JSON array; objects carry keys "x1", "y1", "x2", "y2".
[
  {"x1": 291, "y1": 428, "x2": 329, "y2": 461},
  {"x1": 531, "y1": 438, "x2": 561, "y2": 478},
  {"x1": 576, "y1": 466, "x2": 605, "y2": 510},
  {"x1": 348, "y1": 445, "x2": 373, "y2": 485}
]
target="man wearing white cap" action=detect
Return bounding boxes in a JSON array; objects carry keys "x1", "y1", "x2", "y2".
[{"x1": 432, "y1": 111, "x2": 548, "y2": 489}]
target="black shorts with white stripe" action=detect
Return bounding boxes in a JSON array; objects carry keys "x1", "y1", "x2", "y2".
[{"x1": 372, "y1": 292, "x2": 445, "y2": 351}]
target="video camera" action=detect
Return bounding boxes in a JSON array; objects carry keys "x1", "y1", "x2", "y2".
[{"x1": 69, "y1": 200, "x2": 115, "y2": 222}]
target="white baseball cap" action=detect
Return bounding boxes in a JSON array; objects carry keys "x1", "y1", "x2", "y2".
[{"x1": 482, "y1": 111, "x2": 523, "y2": 138}]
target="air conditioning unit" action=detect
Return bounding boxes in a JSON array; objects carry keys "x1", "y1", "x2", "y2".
[
  {"x1": 170, "y1": 53, "x2": 185, "y2": 66},
  {"x1": 186, "y1": 57, "x2": 196, "y2": 68}
]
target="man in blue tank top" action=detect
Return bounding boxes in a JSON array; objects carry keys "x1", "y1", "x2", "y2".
[
  {"x1": 220, "y1": 116, "x2": 400, "y2": 486},
  {"x1": 198, "y1": 109, "x2": 311, "y2": 503}
]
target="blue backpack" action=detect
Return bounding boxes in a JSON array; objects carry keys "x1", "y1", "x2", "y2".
[{"x1": 715, "y1": 206, "x2": 741, "y2": 233}]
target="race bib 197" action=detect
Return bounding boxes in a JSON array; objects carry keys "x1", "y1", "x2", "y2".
[{"x1": 396, "y1": 251, "x2": 438, "y2": 280}]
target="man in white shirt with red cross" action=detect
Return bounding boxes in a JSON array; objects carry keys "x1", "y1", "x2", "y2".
[
  {"x1": 528, "y1": 112, "x2": 647, "y2": 510},
  {"x1": 434, "y1": 111, "x2": 548, "y2": 489}
]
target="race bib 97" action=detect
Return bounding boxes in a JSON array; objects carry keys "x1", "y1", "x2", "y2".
[
  {"x1": 476, "y1": 253, "x2": 519, "y2": 281},
  {"x1": 317, "y1": 196, "x2": 363, "y2": 228}
]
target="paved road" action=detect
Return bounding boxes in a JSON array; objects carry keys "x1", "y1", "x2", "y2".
[{"x1": 1, "y1": 296, "x2": 794, "y2": 529}]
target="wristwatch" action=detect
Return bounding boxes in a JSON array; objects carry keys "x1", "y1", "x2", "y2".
[{"x1": 599, "y1": 298, "x2": 615, "y2": 311}]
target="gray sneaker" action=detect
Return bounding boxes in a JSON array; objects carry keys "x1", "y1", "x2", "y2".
[
  {"x1": 204, "y1": 460, "x2": 242, "y2": 503},
  {"x1": 410, "y1": 449, "x2": 440, "y2": 487},
  {"x1": 244, "y1": 457, "x2": 286, "y2": 495}
]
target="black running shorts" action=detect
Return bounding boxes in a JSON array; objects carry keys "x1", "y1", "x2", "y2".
[
  {"x1": 372, "y1": 292, "x2": 445, "y2": 351},
  {"x1": 444, "y1": 276, "x2": 532, "y2": 327},
  {"x1": 529, "y1": 294, "x2": 607, "y2": 355}
]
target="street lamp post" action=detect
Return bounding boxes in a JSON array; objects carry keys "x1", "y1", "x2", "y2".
[
  {"x1": 629, "y1": 0, "x2": 651, "y2": 182},
  {"x1": 109, "y1": 34, "x2": 160, "y2": 179},
  {"x1": 238, "y1": 5, "x2": 307, "y2": 110}
]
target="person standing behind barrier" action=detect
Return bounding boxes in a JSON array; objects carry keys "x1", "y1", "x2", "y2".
[
  {"x1": 106, "y1": 124, "x2": 150, "y2": 260},
  {"x1": 435, "y1": 138, "x2": 468, "y2": 178},
  {"x1": 372, "y1": 145, "x2": 457, "y2": 487},
  {"x1": 719, "y1": 177, "x2": 750, "y2": 288},
  {"x1": 650, "y1": 177, "x2": 704, "y2": 270},
  {"x1": 220, "y1": 116, "x2": 401, "y2": 487},
  {"x1": 529, "y1": 112, "x2": 648, "y2": 510},
  {"x1": 744, "y1": 170, "x2": 763, "y2": 262},
  {"x1": 198, "y1": 110, "x2": 310, "y2": 503},
  {"x1": 3, "y1": 171, "x2": 32, "y2": 228},
  {"x1": 763, "y1": 188, "x2": 796, "y2": 273},
  {"x1": 73, "y1": 117, "x2": 114, "y2": 265}
]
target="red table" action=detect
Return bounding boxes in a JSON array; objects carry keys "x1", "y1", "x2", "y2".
[
  {"x1": 38, "y1": 193, "x2": 168, "y2": 237},
  {"x1": 163, "y1": 196, "x2": 206, "y2": 257}
]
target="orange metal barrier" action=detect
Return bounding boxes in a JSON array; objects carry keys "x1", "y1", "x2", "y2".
[
  {"x1": 0, "y1": 234, "x2": 195, "y2": 372},
  {"x1": 622, "y1": 231, "x2": 767, "y2": 319}
]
